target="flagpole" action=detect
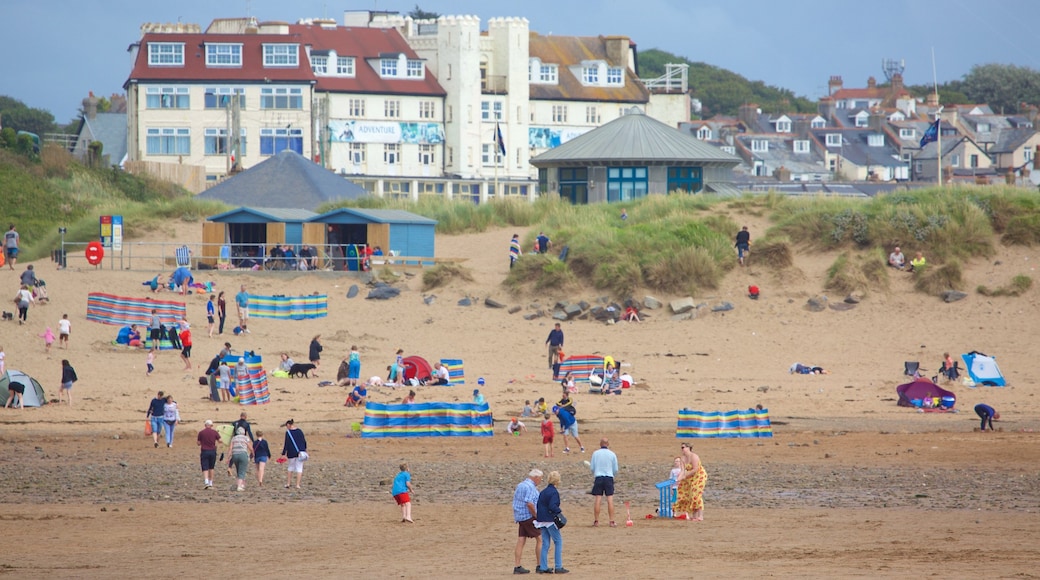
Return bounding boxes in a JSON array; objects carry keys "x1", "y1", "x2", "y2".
[{"x1": 932, "y1": 47, "x2": 942, "y2": 186}]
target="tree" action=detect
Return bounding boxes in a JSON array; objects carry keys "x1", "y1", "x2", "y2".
[
  {"x1": 959, "y1": 63, "x2": 1040, "y2": 113},
  {"x1": 408, "y1": 5, "x2": 439, "y2": 20},
  {"x1": 0, "y1": 95, "x2": 57, "y2": 136}
]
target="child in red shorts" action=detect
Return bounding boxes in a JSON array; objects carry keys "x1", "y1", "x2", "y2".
[
  {"x1": 541, "y1": 413, "x2": 555, "y2": 457},
  {"x1": 392, "y1": 462, "x2": 413, "y2": 523}
]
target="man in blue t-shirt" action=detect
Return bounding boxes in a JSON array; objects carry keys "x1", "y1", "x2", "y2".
[
  {"x1": 553, "y1": 405, "x2": 584, "y2": 454},
  {"x1": 235, "y1": 285, "x2": 250, "y2": 333},
  {"x1": 536, "y1": 232, "x2": 551, "y2": 254}
]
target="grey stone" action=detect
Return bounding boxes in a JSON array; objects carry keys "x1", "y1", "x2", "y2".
[
  {"x1": 554, "y1": 300, "x2": 570, "y2": 311},
  {"x1": 670, "y1": 312, "x2": 696, "y2": 321},
  {"x1": 578, "y1": 300, "x2": 591, "y2": 311},
  {"x1": 643, "y1": 296, "x2": 662, "y2": 310},
  {"x1": 805, "y1": 296, "x2": 828, "y2": 312},
  {"x1": 507, "y1": 305, "x2": 522, "y2": 314},
  {"x1": 346, "y1": 285, "x2": 359, "y2": 299},
  {"x1": 552, "y1": 310, "x2": 569, "y2": 321},
  {"x1": 484, "y1": 297, "x2": 506, "y2": 309},
  {"x1": 523, "y1": 312, "x2": 543, "y2": 321},
  {"x1": 670, "y1": 297, "x2": 696, "y2": 314},
  {"x1": 844, "y1": 292, "x2": 862, "y2": 304},
  {"x1": 366, "y1": 285, "x2": 401, "y2": 300},
  {"x1": 457, "y1": 297, "x2": 473, "y2": 307},
  {"x1": 423, "y1": 295, "x2": 436, "y2": 305},
  {"x1": 563, "y1": 303, "x2": 583, "y2": 318},
  {"x1": 943, "y1": 290, "x2": 968, "y2": 303},
  {"x1": 829, "y1": 302, "x2": 856, "y2": 311},
  {"x1": 711, "y1": 301, "x2": 734, "y2": 312}
]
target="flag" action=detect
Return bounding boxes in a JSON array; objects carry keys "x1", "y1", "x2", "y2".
[
  {"x1": 919, "y1": 119, "x2": 939, "y2": 148},
  {"x1": 495, "y1": 122, "x2": 506, "y2": 157}
]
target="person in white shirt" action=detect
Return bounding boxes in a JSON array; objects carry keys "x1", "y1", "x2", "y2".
[
  {"x1": 431, "y1": 362, "x2": 451, "y2": 385},
  {"x1": 58, "y1": 314, "x2": 72, "y2": 349},
  {"x1": 888, "y1": 246, "x2": 905, "y2": 269},
  {"x1": 507, "y1": 417, "x2": 527, "y2": 435}
]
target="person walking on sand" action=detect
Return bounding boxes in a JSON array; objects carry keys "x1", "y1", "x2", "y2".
[
  {"x1": 975, "y1": 404, "x2": 1000, "y2": 431},
  {"x1": 14, "y1": 284, "x2": 34, "y2": 325},
  {"x1": 735, "y1": 225, "x2": 751, "y2": 266},
  {"x1": 281, "y1": 419, "x2": 307, "y2": 489},
  {"x1": 552, "y1": 405, "x2": 584, "y2": 454},
  {"x1": 58, "y1": 314, "x2": 71, "y2": 349},
  {"x1": 146, "y1": 391, "x2": 166, "y2": 448},
  {"x1": 512, "y1": 468, "x2": 543, "y2": 574},
  {"x1": 197, "y1": 419, "x2": 222, "y2": 489},
  {"x1": 589, "y1": 437, "x2": 619, "y2": 527},
  {"x1": 162, "y1": 394, "x2": 179, "y2": 447},
  {"x1": 309, "y1": 335, "x2": 323, "y2": 375},
  {"x1": 206, "y1": 294, "x2": 216, "y2": 338},
  {"x1": 252, "y1": 430, "x2": 271, "y2": 487},
  {"x1": 178, "y1": 322, "x2": 193, "y2": 371},
  {"x1": 674, "y1": 442, "x2": 708, "y2": 521},
  {"x1": 39, "y1": 327, "x2": 55, "y2": 353},
  {"x1": 509, "y1": 233, "x2": 522, "y2": 269},
  {"x1": 545, "y1": 323, "x2": 564, "y2": 371},
  {"x1": 235, "y1": 285, "x2": 250, "y2": 333},
  {"x1": 5, "y1": 224, "x2": 20, "y2": 270},
  {"x1": 535, "y1": 471, "x2": 567, "y2": 574},
  {"x1": 392, "y1": 462, "x2": 414, "y2": 523},
  {"x1": 541, "y1": 413, "x2": 555, "y2": 458},
  {"x1": 227, "y1": 426, "x2": 252, "y2": 492},
  {"x1": 58, "y1": 359, "x2": 77, "y2": 406},
  {"x1": 216, "y1": 291, "x2": 227, "y2": 335}
]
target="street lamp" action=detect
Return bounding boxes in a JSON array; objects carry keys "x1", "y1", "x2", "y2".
[{"x1": 58, "y1": 227, "x2": 67, "y2": 269}]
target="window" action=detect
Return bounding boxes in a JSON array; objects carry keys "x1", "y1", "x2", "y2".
[
  {"x1": 148, "y1": 42, "x2": 184, "y2": 66},
  {"x1": 606, "y1": 67, "x2": 623, "y2": 85},
  {"x1": 384, "y1": 144, "x2": 399, "y2": 164},
  {"x1": 607, "y1": 166, "x2": 648, "y2": 202},
  {"x1": 145, "y1": 86, "x2": 189, "y2": 109},
  {"x1": 481, "y1": 101, "x2": 502, "y2": 121},
  {"x1": 582, "y1": 66, "x2": 599, "y2": 84},
  {"x1": 311, "y1": 55, "x2": 328, "y2": 75},
  {"x1": 950, "y1": 154, "x2": 960, "y2": 166},
  {"x1": 481, "y1": 143, "x2": 503, "y2": 167},
  {"x1": 559, "y1": 167, "x2": 588, "y2": 204},
  {"x1": 970, "y1": 154, "x2": 979, "y2": 168},
  {"x1": 336, "y1": 56, "x2": 355, "y2": 76},
  {"x1": 976, "y1": 122, "x2": 990, "y2": 133},
  {"x1": 696, "y1": 126, "x2": 712, "y2": 140},
  {"x1": 793, "y1": 140, "x2": 810, "y2": 153},
  {"x1": 776, "y1": 120, "x2": 791, "y2": 133},
  {"x1": 854, "y1": 114, "x2": 868, "y2": 128},
  {"x1": 825, "y1": 134, "x2": 842, "y2": 147},
  {"x1": 586, "y1": 106, "x2": 600, "y2": 124},
  {"x1": 899, "y1": 128, "x2": 916, "y2": 139},
  {"x1": 867, "y1": 134, "x2": 884, "y2": 147},
  {"x1": 205, "y1": 43, "x2": 242, "y2": 67},
  {"x1": 385, "y1": 100, "x2": 401, "y2": 118},
  {"x1": 406, "y1": 60, "x2": 424, "y2": 78},
  {"x1": 1026, "y1": 148, "x2": 1034, "y2": 163},
  {"x1": 721, "y1": 146, "x2": 735, "y2": 155},
  {"x1": 348, "y1": 143, "x2": 365, "y2": 164},
  {"x1": 811, "y1": 117, "x2": 826, "y2": 129},
  {"x1": 915, "y1": 161, "x2": 923, "y2": 173},
  {"x1": 552, "y1": 105, "x2": 568, "y2": 123},
  {"x1": 204, "y1": 87, "x2": 245, "y2": 109},
  {"x1": 204, "y1": 128, "x2": 247, "y2": 156},
  {"x1": 419, "y1": 101, "x2": 436, "y2": 120},
  {"x1": 667, "y1": 167, "x2": 703, "y2": 193},
  {"x1": 260, "y1": 127, "x2": 303, "y2": 155},
  {"x1": 348, "y1": 98, "x2": 365, "y2": 118},
  {"x1": 539, "y1": 64, "x2": 557, "y2": 83},
  {"x1": 263, "y1": 44, "x2": 298, "y2": 67},
  {"x1": 750, "y1": 139, "x2": 768, "y2": 152},
  {"x1": 260, "y1": 87, "x2": 302, "y2": 110},
  {"x1": 380, "y1": 58, "x2": 398, "y2": 77},
  {"x1": 145, "y1": 127, "x2": 190, "y2": 155},
  {"x1": 419, "y1": 144, "x2": 435, "y2": 165}
]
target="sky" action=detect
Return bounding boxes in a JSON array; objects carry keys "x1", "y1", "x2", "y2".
[{"x1": 3, "y1": 0, "x2": 1038, "y2": 122}]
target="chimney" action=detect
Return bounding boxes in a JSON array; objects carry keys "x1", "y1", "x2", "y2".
[
  {"x1": 926, "y1": 93, "x2": 939, "y2": 107},
  {"x1": 828, "y1": 75, "x2": 843, "y2": 95},
  {"x1": 773, "y1": 165, "x2": 791, "y2": 182},
  {"x1": 82, "y1": 93, "x2": 98, "y2": 120},
  {"x1": 868, "y1": 108, "x2": 886, "y2": 131},
  {"x1": 867, "y1": 76, "x2": 877, "y2": 89},
  {"x1": 738, "y1": 103, "x2": 759, "y2": 129},
  {"x1": 891, "y1": 73, "x2": 904, "y2": 94},
  {"x1": 818, "y1": 96, "x2": 835, "y2": 123},
  {"x1": 603, "y1": 36, "x2": 629, "y2": 70},
  {"x1": 1034, "y1": 145, "x2": 1040, "y2": 170},
  {"x1": 793, "y1": 116, "x2": 811, "y2": 138}
]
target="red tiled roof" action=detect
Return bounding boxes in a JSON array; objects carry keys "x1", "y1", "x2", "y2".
[
  {"x1": 830, "y1": 87, "x2": 887, "y2": 100},
  {"x1": 126, "y1": 32, "x2": 314, "y2": 85},
  {"x1": 289, "y1": 24, "x2": 444, "y2": 96}
]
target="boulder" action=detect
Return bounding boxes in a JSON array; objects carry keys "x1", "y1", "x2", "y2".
[
  {"x1": 670, "y1": 297, "x2": 696, "y2": 314},
  {"x1": 484, "y1": 297, "x2": 506, "y2": 309},
  {"x1": 578, "y1": 300, "x2": 591, "y2": 311},
  {"x1": 523, "y1": 312, "x2": 543, "y2": 321},
  {"x1": 805, "y1": 296, "x2": 828, "y2": 312},
  {"x1": 643, "y1": 296, "x2": 662, "y2": 310},
  {"x1": 844, "y1": 292, "x2": 862, "y2": 304},
  {"x1": 563, "y1": 303, "x2": 583, "y2": 319},
  {"x1": 554, "y1": 300, "x2": 570, "y2": 311},
  {"x1": 670, "y1": 312, "x2": 696, "y2": 321},
  {"x1": 346, "y1": 284, "x2": 359, "y2": 299},
  {"x1": 943, "y1": 290, "x2": 968, "y2": 303},
  {"x1": 507, "y1": 305, "x2": 522, "y2": 314},
  {"x1": 423, "y1": 294, "x2": 436, "y2": 305},
  {"x1": 711, "y1": 301, "x2": 734, "y2": 312},
  {"x1": 551, "y1": 310, "x2": 569, "y2": 321},
  {"x1": 829, "y1": 302, "x2": 856, "y2": 311},
  {"x1": 457, "y1": 297, "x2": 473, "y2": 307},
  {"x1": 366, "y1": 285, "x2": 400, "y2": 300}
]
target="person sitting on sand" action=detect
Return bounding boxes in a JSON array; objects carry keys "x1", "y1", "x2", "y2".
[
  {"x1": 507, "y1": 417, "x2": 527, "y2": 435},
  {"x1": 623, "y1": 306, "x2": 640, "y2": 322},
  {"x1": 908, "y1": 251, "x2": 926, "y2": 273},
  {"x1": 888, "y1": 246, "x2": 905, "y2": 270},
  {"x1": 789, "y1": 363, "x2": 829, "y2": 375},
  {"x1": 345, "y1": 384, "x2": 367, "y2": 407}
]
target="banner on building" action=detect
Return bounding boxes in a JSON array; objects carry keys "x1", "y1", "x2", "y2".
[
  {"x1": 328, "y1": 120, "x2": 444, "y2": 144},
  {"x1": 529, "y1": 127, "x2": 592, "y2": 149}
]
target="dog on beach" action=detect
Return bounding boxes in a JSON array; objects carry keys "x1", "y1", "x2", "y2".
[
  {"x1": 288, "y1": 363, "x2": 317, "y2": 378},
  {"x1": 1, "y1": 311, "x2": 12, "y2": 321}
]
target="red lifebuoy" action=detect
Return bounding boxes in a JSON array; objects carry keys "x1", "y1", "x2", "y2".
[{"x1": 85, "y1": 241, "x2": 104, "y2": 265}]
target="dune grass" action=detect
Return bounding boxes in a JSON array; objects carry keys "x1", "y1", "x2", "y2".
[
  {"x1": 977, "y1": 275, "x2": 1033, "y2": 297},
  {"x1": 422, "y1": 262, "x2": 475, "y2": 291}
]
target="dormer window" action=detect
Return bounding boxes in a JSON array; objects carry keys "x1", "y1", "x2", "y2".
[
  {"x1": 810, "y1": 117, "x2": 826, "y2": 129},
  {"x1": 750, "y1": 139, "x2": 768, "y2": 152},
  {"x1": 406, "y1": 60, "x2": 424, "y2": 78},
  {"x1": 206, "y1": 43, "x2": 242, "y2": 67},
  {"x1": 148, "y1": 42, "x2": 184, "y2": 66},
  {"x1": 336, "y1": 56, "x2": 355, "y2": 76},
  {"x1": 825, "y1": 134, "x2": 842, "y2": 147},
  {"x1": 976, "y1": 122, "x2": 991, "y2": 133},
  {"x1": 776, "y1": 120, "x2": 791, "y2": 133},
  {"x1": 311, "y1": 55, "x2": 328, "y2": 75},
  {"x1": 263, "y1": 44, "x2": 299, "y2": 67},
  {"x1": 899, "y1": 128, "x2": 915, "y2": 139},
  {"x1": 380, "y1": 58, "x2": 398, "y2": 77},
  {"x1": 606, "y1": 66, "x2": 623, "y2": 86},
  {"x1": 867, "y1": 134, "x2": 884, "y2": 147},
  {"x1": 582, "y1": 65, "x2": 600, "y2": 85},
  {"x1": 854, "y1": 112, "x2": 869, "y2": 127},
  {"x1": 529, "y1": 59, "x2": 558, "y2": 84},
  {"x1": 793, "y1": 140, "x2": 810, "y2": 153},
  {"x1": 696, "y1": 127, "x2": 712, "y2": 140}
]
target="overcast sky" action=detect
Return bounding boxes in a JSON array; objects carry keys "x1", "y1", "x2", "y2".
[{"x1": 3, "y1": 0, "x2": 1037, "y2": 122}]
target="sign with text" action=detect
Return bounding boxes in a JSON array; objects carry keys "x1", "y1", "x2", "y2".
[
  {"x1": 328, "y1": 120, "x2": 444, "y2": 144},
  {"x1": 100, "y1": 215, "x2": 123, "y2": 250}
]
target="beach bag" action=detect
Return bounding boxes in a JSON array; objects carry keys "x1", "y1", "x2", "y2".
[
  {"x1": 298, "y1": 451, "x2": 309, "y2": 462},
  {"x1": 554, "y1": 513, "x2": 567, "y2": 529},
  {"x1": 145, "y1": 420, "x2": 153, "y2": 436}
]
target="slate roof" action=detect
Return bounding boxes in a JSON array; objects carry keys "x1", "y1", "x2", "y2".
[
  {"x1": 288, "y1": 23, "x2": 445, "y2": 96},
  {"x1": 527, "y1": 34, "x2": 649, "y2": 103},
  {"x1": 197, "y1": 150, "x2": 368, "y2": 210},
  {"x1": 811, "y1": 128, "x2": 905, "y2": 168},
  {"x1": 733, "y1": 134, "x2": 827, "y2": 176},
  {"x1": 78, "y1": 112, "x2": 127, "y2": 164},
  {"x1": 530, "y1": 108, "x2": 740, "y2": 165}
]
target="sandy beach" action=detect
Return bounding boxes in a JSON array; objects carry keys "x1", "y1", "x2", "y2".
[{"x1": 1, "y1": 215, "x2": 1038, "y2": 578}]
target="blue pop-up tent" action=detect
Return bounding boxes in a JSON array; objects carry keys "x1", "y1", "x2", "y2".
[{"x1": 961, "y1": 351, "x2": 1007, "y2": 386}]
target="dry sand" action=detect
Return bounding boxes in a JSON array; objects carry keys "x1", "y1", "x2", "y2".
[{"x1": 1, "y1": 215, "x2": 1039, "y2": 578}]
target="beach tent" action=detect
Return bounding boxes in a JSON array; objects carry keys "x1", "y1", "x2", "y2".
[
  {"x1": 961, "y1": 351, "x2": 1007, "y2": 386},
  {"x1": 0, "y1": 370, "x2": 47, "y2": 407},
  {"x1": 402, "y1": 356, "x2": 434, "y2": 383},
  {"x1": 896, "y1": 378, "x2": 956, "y2": 408}
]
